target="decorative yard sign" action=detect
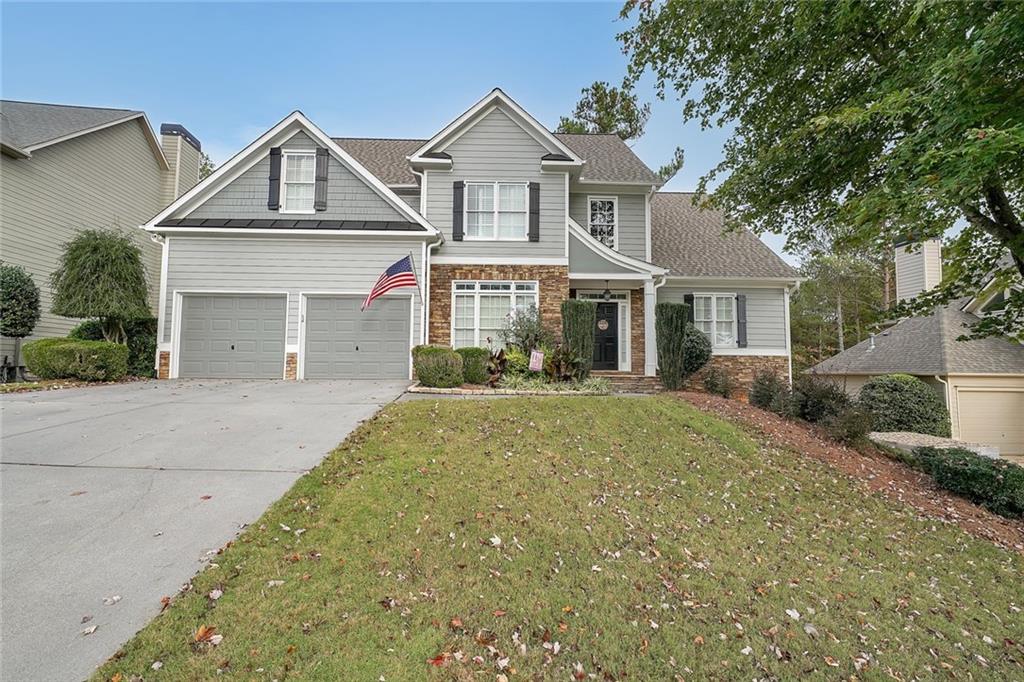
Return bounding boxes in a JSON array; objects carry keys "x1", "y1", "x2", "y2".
[{"x1": 529, "y1": 349, "x2": 544, "y2": 372}]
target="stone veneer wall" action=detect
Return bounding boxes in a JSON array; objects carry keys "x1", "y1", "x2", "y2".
[
  {"x1": 157, "y1": 351, "x2": 170, "y2": 379},
  {"x1": 285, "y1": 352, "x2": 297, "y2": 380},
  {"x1": 630, "y1": 289, "x2": 645, "y2": 374},
  {"x1": 428, "y1": 265, "x2": 570, "y2": 346},
  {"x1": 693, "y1": 355, "x2": 789, "y2": 396}
]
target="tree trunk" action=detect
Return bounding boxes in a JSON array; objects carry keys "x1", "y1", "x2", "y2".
[
  {"x1": 101, "y1": 318, "x2": 127, "y2": 345},
  {"x1": 13, "y1": 337, "x2": 24, "y2": 382},
  {"x1": 836, "y1": 295, "x2": 845, "y2": 352}
]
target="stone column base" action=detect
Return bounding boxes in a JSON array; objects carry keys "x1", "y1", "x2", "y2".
[
  {"x1": 285, "y1": 352, "x2": 298, "y2": 380},
  {"x1": 157, "y1": 351, "x2": 170, "y2": 379}
]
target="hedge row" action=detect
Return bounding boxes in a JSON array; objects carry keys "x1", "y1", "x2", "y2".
[
  {"x1": 22, "y1": 338, "x2": 128, "y2": 381},
  {"x1": 69, "y1": 318, "x2": 157, "y2": 378},
  {"x1": 914, "y1": 447, "x2": 1024, "y2": 518}
]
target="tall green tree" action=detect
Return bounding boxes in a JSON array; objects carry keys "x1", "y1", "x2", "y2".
[
  {"x1": 621, "y1": 0, "x2": 1023, "y2": 338},
  {"x1": 50, "y1": 229, "x2": 150, "y2": 344},
  {"x1": 0, "y1": 263, "x2": 41, "y2": 380},
  {"x1": 557, "y1": 81, "x2": 651, "y2": 141},
  {"x1": 199, "y1": 152, "x2": 215, "y2": 180}
]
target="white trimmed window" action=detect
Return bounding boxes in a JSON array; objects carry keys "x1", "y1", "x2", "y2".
[
  {"x1": 452, "y1": 281, "x2": 538, "y2": 348},
  {"x1": 465, "y1": 182, "x2": 528, "y2": 240},
  {"x1": 281, "y1": 151, "x2": 316, "y2": 213},
  {"x1": 694, "y1": 294, "x2": 737, "y2": 347},
  {"x1": 588, "y1": 196, "x2": 617, "y2": 248}
]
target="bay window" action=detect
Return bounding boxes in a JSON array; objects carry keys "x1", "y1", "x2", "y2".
[
  {"x1": 452, "y1": 281, "x2": 539, "y2": 348},
  {"x1": 465, "y1": 182, "x2": 528, "y2": 240},
  {"x1": 694, "y1": 294, "x2": 737, "y2": 347},
  {"x1": 281, "y1": 151, "x2": 316, "y2": 213}
]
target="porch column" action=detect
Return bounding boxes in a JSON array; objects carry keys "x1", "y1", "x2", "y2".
[{"x1": 644, "y1": 279, "x2": 657, "y2": 376}]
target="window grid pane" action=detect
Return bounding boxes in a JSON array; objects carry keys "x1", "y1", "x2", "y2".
[
  {"x1": 716, "y1": 296, "x2": 734, "y2": 321},
  {"x1": 498, "y1": 212, "x2": 526, "y2": 239},
  {"x1": 498, "y1": 184, "x2": 526, "y2": 211},
  {"x1": 467, "y1": 184, "x2": 494, "y2": 211},
  {"x1": 284, "y1": 154, "x2": 315, "y2": 182}
]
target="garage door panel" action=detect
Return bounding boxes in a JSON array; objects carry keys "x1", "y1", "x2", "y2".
[
  {"x1": 178, "y1": 294, "x2": 286, "y2": 378},
  {"x1": 958, "y1": 390, "x2": 1024, "y2": 455},
  {"x1": 303, "y1": 295, "x2": 410, "y2": 379}
]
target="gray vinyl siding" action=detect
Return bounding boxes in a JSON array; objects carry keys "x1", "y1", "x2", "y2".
[
  {"x1": 187, "y1": 132, "x2": 406, "y2": 222},
  {"x1": 394, "y1": 189, "x2": 420, "y2": 213},
  {"x1": 569, "y1": 192, "x2": 646, "y2": 260},
  {"x1": 567, "y1": 230, "x2": 636, "y2": 275},
  {"x1": 163, "y1": 237, "x2": 423, "y2": 347},
  {"x1": 0, "y1": 118, "x2": 165, "y2": 358},
  {"x1": 424, "y1": 108, "x2": 566, "y2": 259},
  {"x1": 658, "y1": 286, "x2": 788, "y2": 349}
]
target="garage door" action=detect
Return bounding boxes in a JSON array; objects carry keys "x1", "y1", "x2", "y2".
[
  {"x1": 303, "y1": 295, "x2": 410, "y2": 379},
  {"x1": 958, "y1": 390, "x2": 1024, "y2": 455},
  {"x1": 178, "y1": 294, "x2": 287, "y2": 378}
]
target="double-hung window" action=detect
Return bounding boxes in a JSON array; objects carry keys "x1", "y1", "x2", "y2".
[
  {"x1": 281, "y1": 151, "x2": 316, "y2": 213},
  {"x1": 693, "y1": 294, "x2": 737, "y2": 347},
  {"x1": 452, "y1": 281, "x2": 538, "y2": 348},
  {"x1": 588, "y1": 196, "x2": 617, "y2": 248},
  {"x1": 466, "y1": 182, "x2": 528, "y2": 240}
]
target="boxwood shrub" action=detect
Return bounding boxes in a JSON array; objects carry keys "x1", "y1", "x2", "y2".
[
  {"x1": 69, "y1": 317, "x2": 157, "y2": 377},
  {"x1": 702, "y1": 366, "x2": 735, "y2": 398},
  {"x1": 561, "y1": 299, "x2": 596, "y2": 378},
  {"x1": 23, "y1": 338, "x2": 128, "y2": 381},
  {"x1": 412, "y1": 344, "x2": 463, "y2": 388},
  {"x1": 455, "y1": 347, "x2": 490, "y2": 384},
  {"x1": 791, "y1": 375, "x2": 850, "y2": 423},
  {"x1": 915, "y1": 447, "x2": 1024, "y2": 518},
  {"x1": 859, "y1": 374, "x2": 951, "y2": 437},
  {"x1": 749, "y1": 369, "x2": 788, "y2": 410}
]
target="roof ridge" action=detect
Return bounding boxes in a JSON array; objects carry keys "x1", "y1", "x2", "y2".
[
  {"x1": 332, "y1": 136, "x2": 427, "y2": 142},
  {"x1": 552, "y1": 131, "x2": 624, "y2": 137},
  {"x1": 0, "y1": 99, "x2": 139, "y2": 113}
]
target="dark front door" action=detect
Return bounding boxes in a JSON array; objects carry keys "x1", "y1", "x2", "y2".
[{"x1": 593, "y1": 302, "x2": 618, "y2": 370}]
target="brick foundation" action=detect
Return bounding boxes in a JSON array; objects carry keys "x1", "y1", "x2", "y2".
[
  {"x1": 694, "y1": 354, "x2": 789, "y2": 396},
  {"x1": 428, "y1": 264, "x2": 569, "y2": 345},
  {"x1": 285, "y1": 352, "x2": 297, "y2": 380},
  {"x1": 157, "y1": 351, "x2": 170, "y2": 379},
  {"x1": 630, "y1": 289, "x2": 645, "y2": 374}
]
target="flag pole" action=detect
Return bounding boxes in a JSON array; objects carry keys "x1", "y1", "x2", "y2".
[{"x1": 409, "y1": 251, "x2": 423, "y2": 305}]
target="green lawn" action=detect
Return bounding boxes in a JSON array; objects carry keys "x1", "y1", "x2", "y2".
[{"x1": 96, "y1": 397, "x2": 1024, "y2": 680}]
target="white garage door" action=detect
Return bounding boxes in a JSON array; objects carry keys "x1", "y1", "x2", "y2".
[{"x1": 958, "y1": 390, "x2": 1024, "y2": 455}]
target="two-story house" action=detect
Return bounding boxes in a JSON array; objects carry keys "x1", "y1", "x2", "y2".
[
  {"x1": 144, "y1": 89, "x2": 797, "y2": 385},
  {"x1": 0, "y1": 100, "x2": 201, "y2": 365}
]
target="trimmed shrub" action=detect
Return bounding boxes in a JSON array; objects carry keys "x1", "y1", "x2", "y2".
[
  {"x1": 0, "y1": 262, "x2": 41, "y2": 339},
  {"x1": 455, "y1": 347, "x2": 490, "y2": 384},
  {"x1": 500, "y1": 305, "x2": 555, "y2": 352},
  {"x1": 915, "y1": 447, "x2": 1024, "y2": 518},
  {"x1": 413, "y1": 346, "x2": 463, "y2": 388},
  {"x1": 655, "y1": 302, "x2": 688, "y2": 389},
  {"x1": 702, "y1": 366, "x2": 735, "y2": 398},
  {"x1": 23, "y1": 338, "x2": 128, "y2": 381},
  {"x1": 749, "y1": 370, "x2": 788, "y2": 410},
  {"x1": 792, "y1": 375, "x2": 849, "y2": 423},
  {"x1": 70, "y1": 317, "x2": 157, "y2": 377},
  {"x1": 859, "y1": 374, "x2": 951, "y2": 437},
  {"x1": 824, "y1": 406, "x2": 874, "y2": 444},
  {"x1": 503, "y1": 347, "x2": 531, "y2": 376},
  {"x1": 682, "y1": 325, "x2": 713, "y2": 380},
  {"x1": 561, "y1": 299, "x2": 596, "y2": 378}
]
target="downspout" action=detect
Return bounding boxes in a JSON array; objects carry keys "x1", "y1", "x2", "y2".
[
  {"x1": 149, "y1": 232, "x2": 167, "y2": 375},
  {"x1": 933, "y1": 375, "x2": 954, "y2": 437}
]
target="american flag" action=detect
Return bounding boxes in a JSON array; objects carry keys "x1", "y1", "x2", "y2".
[{"x1": 361, "y1": 255, "x2": 418, "y2": 311}]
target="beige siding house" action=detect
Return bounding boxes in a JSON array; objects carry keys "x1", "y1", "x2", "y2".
[{"x1": 0, "y1": 101, "x2": 200, "y2": 365}]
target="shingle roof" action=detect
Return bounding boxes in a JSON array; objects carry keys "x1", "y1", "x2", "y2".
[
  {"x1": 650, "y1": 192, "x2": 797, "y2": 279},
  {"x1": 333, "y1": 137, "x2": 424, "y2": 186},
  {"x1": 553, "y1": 133, "x2": 662, "y2": 184},
  {"x1": 810, "y1": 302, "x2": 1024, "y2": 376},
  {"x1": 0, "y1": 100, "x2": 141, "y2": 154},
  {"x1": 334, "y1": 133, "x2": 662, "y2": 186}
]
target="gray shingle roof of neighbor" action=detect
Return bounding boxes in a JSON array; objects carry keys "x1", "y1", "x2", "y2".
[
  {"x1": 553, "y1": 133, "x2": 663, "y2": 184},
  {"x1": 0, "y1": 100, "x2": 142, "y2": 153},
  {"x1": 651, "y1": 192, "x2": 798, "y2": 279},
  {"x1": 334, "y1": 133, "x2": 663, "y2": 186},
  {"x1": 810, "y1": 301, "x2": 1024, "y2": 376}
]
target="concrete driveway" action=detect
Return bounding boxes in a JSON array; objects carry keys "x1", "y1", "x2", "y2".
[{"x1": 0, "y1": 379, "x2": 406, "y2": 682}]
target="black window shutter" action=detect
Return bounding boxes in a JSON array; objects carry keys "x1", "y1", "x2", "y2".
[
  {"x1": 267, "y1": 147, "x2": 282, "y2": 210},
  {"x1": 528, "y1": 182, "x2": 540, "y2": 242},
  {"x1": 452, "y1": 181, "x2": 465, "y2": 241},
  {"x1": 314, "y1": 148, "x2": 329, "y2": 211},
  {"x1": 683, "y1": 293, "x2": 695, "y2": 323},
  {"x1": 736, "y1": 294, "x2": 748, "y2": 347}
]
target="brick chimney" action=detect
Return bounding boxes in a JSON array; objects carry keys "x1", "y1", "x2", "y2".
[
  {"x1": 159, "y1": 123, "x2": 202, "y2": 204},
  {"x1": 894, "y1": 237, "x2": 942, "y2": 302}
]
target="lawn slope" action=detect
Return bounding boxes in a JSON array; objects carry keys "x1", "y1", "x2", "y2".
[{"x1": 96, "y1": 397, "x2": 1024, "y2": 680}]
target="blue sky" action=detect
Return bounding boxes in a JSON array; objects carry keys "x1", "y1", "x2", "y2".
[{"x1": 1, "y1": 2, "x2": 794, "y2": 262}]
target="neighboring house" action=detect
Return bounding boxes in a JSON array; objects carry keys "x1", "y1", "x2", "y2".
[
  {"x1": 0, "y1": 100, "x2": 201, "y2": 363},
  {"x1": 810, "y1": 240, "x2": 1024, "y2": 455},
  {"x1": 143, "y1": 88, "x2": 797, "y2": 387}
]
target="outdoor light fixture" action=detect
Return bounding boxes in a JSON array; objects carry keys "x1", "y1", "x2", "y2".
[{"x1": 602, "y1": 280, "x2": 612, "y2": 301}]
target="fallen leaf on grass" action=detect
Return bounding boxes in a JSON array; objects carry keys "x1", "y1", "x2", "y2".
[
  {"x1": 493, "y1": 609, "x2": 507, "y2": 617},
  {"x1": 824, "y1": 656, "x2": 839, "y2": 667},
  {"x1": 266, "y1": 580, "x2": 285, "y2": 588},
  {"x1": 159, "y1": 596, "x2": 171, "y2": 612},
  {"x1": 786, "y1": 608, "x2": 800, "y2": 621},
  {"x1": 209, "y1": 589, "x2": 223, "y2": 600},
  {"x1": 194, "y1": 625, "x2": 223, "y2": 646},
  {"x1": 426, "y1": 652, "x2": 450, "y2": 667}
]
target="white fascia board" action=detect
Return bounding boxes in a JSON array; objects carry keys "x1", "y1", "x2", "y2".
[
  {"x1": 143, "y1": 226, "x2": 436, "y2": 239},
  {"x1": 143, "y1": 111, "x2": 439, "y2": 236},
  {"x1": 433, "y1": 256, "x2": 567, "y2": 265},
  {"x1": 662, "y1": 275, "x2": 802, "y2": 287},
  {"x1": 410, "y1": 89, "x2": 582, "y2": 163},
  {"x1": 23, "y1": 112, "x2": 170, "y2": 170},
  {"x1": 568, "y1": 218, "x2": 667, "y2": 276}
]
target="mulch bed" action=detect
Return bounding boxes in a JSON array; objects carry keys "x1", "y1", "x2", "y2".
[{"x1": 678, "y1": 390, "x2": 1024, "y2": 554}]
